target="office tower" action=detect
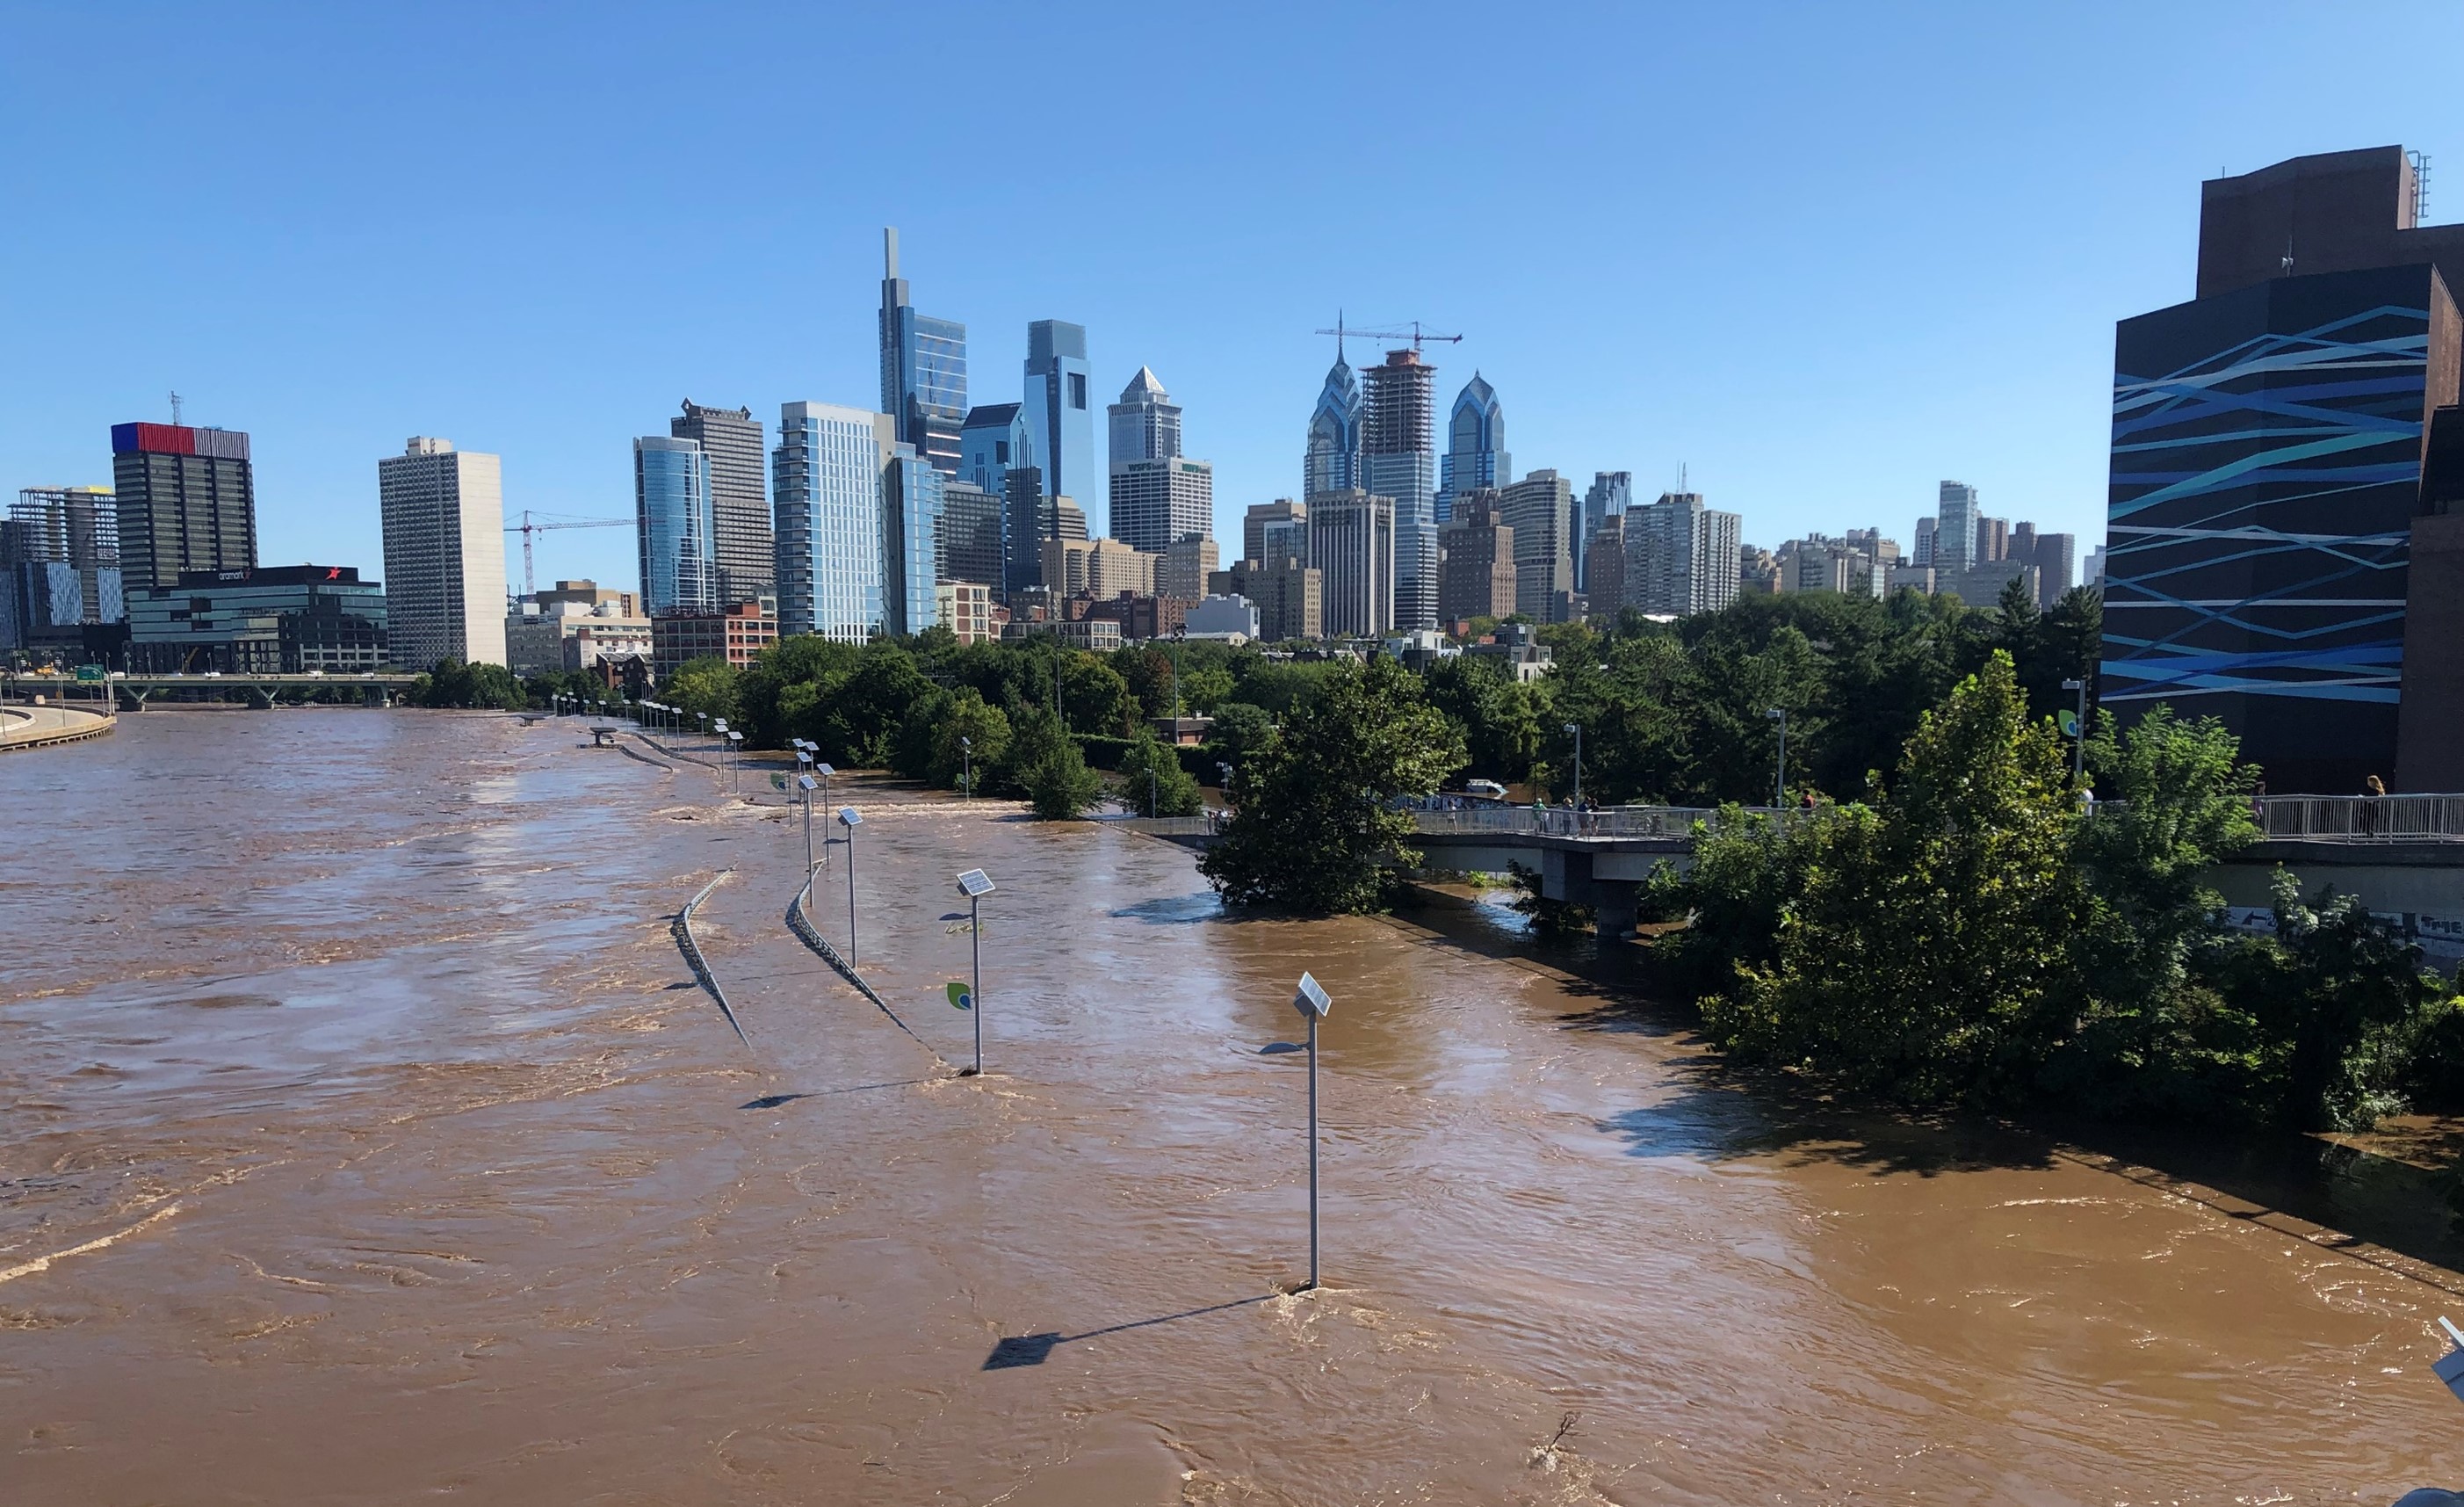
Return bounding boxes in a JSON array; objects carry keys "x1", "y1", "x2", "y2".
[
  {"x1": 1625, "y1": 492, "x2": 1743, "y2": 616},
  {"x1": 111, "y1": 421, "x2": 255, "y2": 592},
  {"x1": 1111, "y1": 459, "x2": 1214, "y2": 557},
  {"x1": 1437, "y1": 373, "x2": 1509, "y2": 525},
  {"x1": 2011, "y1": 520, "x2": 2038, "y2": 569},
  {"x1": 1162, "y1": 533, "x2": 1218, "y2": 601},
  {"x1": 1498, "y1": 469, "x2": 1577, "y2": 622},
  {"x1": 1935, "y1": 482, "x2": 1979, "y2": 572},
  {"x1": 2033, "y1": 532, "x2": 2077, "y2": 607},
  {"x1": 1214, "y1": 556, "x2": 1322, "y2": 641},
  {"x1": 1583, "y1": 516, "x2": 1626, "y2": 620},
  {"x1": 1023, "y1": 320, "x2": 1095, "y2": 530},
  {"x1": 959, "y1": 402, "x2": 1031, "y2": 501},
  {"x1": 773, "y1": 402, "x2": 893, "y2": 642},
  {"x1": 1913, "y1": 516, "x2": 1937, "y2": 567},
  {"x1": 1244, "y1": 498, "x2": 1307, "y2": 565},
  {"x1": 877, "y1": 228, "x2": 967, "y2": 474},
  {"x1": 1437, "y1": 491, "x2": 1515, "y2": 622},
  {"x1": 9, "y1": 487, "x2": 119, "y2": 627},
  {"x1": 1362, "y1": 349, "x2": 1439, "y2": 629},
  {"x1": 379, "y1": 438, "x2": 509, "y2": 669},
  {"x1": 1976, "y1": 516, "x2": 2009, "y2": 563},
  {"x1": 882, "y1": 446, "x2": 946, "y2": 636},
  {"x1": 1002, "y1": 467, "x2": 1051, "y2": 597},
  {"x1": 126, "y1": 564, "x2": 390, "y2": 674},
  {"x1": 1109, "y1": 366, "x2": 1181, "y2": 464},
  {"x1": 1307, "y1": 489, "x2": 1395, "y2": 637},
  {"x1": 1304, "y1": 354, "x2": 1362, "y2": 497},
  {"x1": 671, "y1": 402, "x2": 770, "y2": 604},
  {"x1": 939, "y1": 479, "x2": 1006, "y2": 591},
  {"x1": 2111, "y1": 147, "x2": 2464, "y2": 790},
  {"x1": 2085, "y1": 544, "x2": 2107, "y2": 584},
  {"x1": 1579, "y1": 472, "x2": 1632, "y2": 591},
  {"x1": 632, "y1": 436, "x2": 717, "y2": 619}
]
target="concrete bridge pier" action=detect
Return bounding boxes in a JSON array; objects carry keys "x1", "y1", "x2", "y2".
[
  {"x1": 112, "y1": 685, "x2": 149, "y2": 712},
  {"x1": 1543, "y1": 848, "x2": 1647, "y2": 938}
]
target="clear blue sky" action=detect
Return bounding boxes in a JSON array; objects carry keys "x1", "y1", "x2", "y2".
[{"x1": 4, "y1": 3, "x2": 2458, "y2": 593}]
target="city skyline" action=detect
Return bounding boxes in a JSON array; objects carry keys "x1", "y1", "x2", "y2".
[{"x1": 12, "y1": 8, "x2": 2457, "y2": 595}]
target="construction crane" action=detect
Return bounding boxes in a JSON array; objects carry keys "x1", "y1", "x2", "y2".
[
  {"x1": 1312, "y1": 315, "x2": 1463, "y2": 358},
  {"x1": 503, "y1": 509, "x2": 630, "y2": 596}
]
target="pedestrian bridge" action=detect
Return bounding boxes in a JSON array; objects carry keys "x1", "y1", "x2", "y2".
[
  {"x1": 101, "y1": 673, "x2": 421, "y2": 709},
  {"x1": 1115, "y1": 795, "x2": 2464, "y2": 945}
]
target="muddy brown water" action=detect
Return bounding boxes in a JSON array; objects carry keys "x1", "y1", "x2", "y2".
[{"x1": 4, "y1": 711, "x2": 2462, "y2": 1503}]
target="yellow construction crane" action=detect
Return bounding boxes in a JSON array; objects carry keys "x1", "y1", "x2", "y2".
[{"x1": 504, "y1": 509, "x2": 630, "y2": 596}]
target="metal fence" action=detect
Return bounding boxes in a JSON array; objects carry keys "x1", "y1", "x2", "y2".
[
  {"x1": 1405, "y1": 804, "x2": 1755, "y2": 838},
  {"x1": 2257, "y1": 793, "x2": 2464, "y2": 842}
]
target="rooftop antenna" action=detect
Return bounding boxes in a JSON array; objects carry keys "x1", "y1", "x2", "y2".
[
  {"x1": 169, "y1": 391, "x2": 183, "y2": 425},
  {"x1": 2410, "y1": 150, "x2": 2433, "y2": 222}
]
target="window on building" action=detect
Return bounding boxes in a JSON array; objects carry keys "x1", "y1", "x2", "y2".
[{"x1": 1070, "y1": 373, "x2": 1087, "y2": 409}]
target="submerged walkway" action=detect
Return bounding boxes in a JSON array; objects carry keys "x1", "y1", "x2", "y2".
[{"x1": 0, "y1": 703, "x2": 115, "y2": 753}]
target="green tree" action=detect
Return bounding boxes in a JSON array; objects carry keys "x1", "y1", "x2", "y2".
[
  {"x1": 414, "y1": 657, "x2": 525, "y2": 710},
  {"x1": 932, "y1": 690, "x2": 1011, "y2": 793},
  {"x1": 1116, "y1": 726, "x2": 1203, "y2": 815},
  {"x1": 1422, "y1": 655, "x2": 1543, "y2": 784},
  {"x1": 660, "y1": 656, "x2": 741, "y2": 727},
  {"x1": 1691, "y1": 651, "x2": 2086, "y2": 1105},
  {"x1": 1019, "y1": 728, "x2": 1106, "y2": 819},
  {"x1": 1200, "y1": 658, "x2": 1467, "y2": 914},
  {"x1": 1203, "y1": 701, "x2": 1276, "y2": 768}
]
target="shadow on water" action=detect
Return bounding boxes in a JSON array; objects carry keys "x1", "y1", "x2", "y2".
[
  {"x1": 1108, "y1": 893, "x2": 1224, "y2": 926},
  {"x1": 741, "y1": 1076, "x2": 937, "y2": 1111},
  {"x1": 984, "y1": 1293, "x2": 1276, "y2": 1370}
]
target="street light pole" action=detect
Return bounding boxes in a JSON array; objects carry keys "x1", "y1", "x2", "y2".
[
  {"x1": 1563, "y1": 721, "x2": 1582, "y2": 808},
  {"x1": 1295, "y1": 973, "x2": 1332, "y2": 1291},
  {"x1": 1767, "y1": 707, "x2": 1787, "y2": 808},
  {"x1": 2062, "y1": 677, "x2": 2088, "y2": 786},
  {"x1": 836, "y1": 808, "x2": 863, "y2": 967},
  {"x1": 960, "y1": 735, "x2": 972, "y2": 800}
]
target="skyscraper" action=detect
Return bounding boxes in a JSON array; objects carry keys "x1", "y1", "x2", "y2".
[
  {"x1": 1109, "y1": 367, "x2": 1212, "y2": 555},
  {"x1": 632, "y1": 436, "x2": 717, "y2": 618},
  {"x1": 9, "y1": 487, "x2": 119, "y2": 627},
  {"x1": 959, "y1": 402, "x2": 1030, "y2": 501},
  {"x1": 1935, "y1": 482, "x2": 1979, "y2": 572},
  {"x1": 1437, "y1": 373, "x2": 1509, "y2": 526},
  {"x1": 1912, "y1": 516, "x2": 1937, "y2": 567},
  {"x1": 882, "y1": 446, "x2": 945, "y2": 636},
  {"x1": 878, "y1": 228, "x2": 967, "y2": 475},
  {"x1": 1584, "y1": 516, "x2": 1627, "y2": 621},
  {"x1": 772, "y1": 402, "x2": 893, "y2": 642},
  {"x1": 1362, "y1": 349, "x2": 1439, "y2": 630},
  {"x1": 379, "y1": 438, "x2": 508, "y2": 670},
  {"x1": 1108, "y1": 366, "x2": 1181, "y2": 464},
  {"x1": 2033, "y1": 533, "x2": 2077, "y2": 607},
  {"x1": 1307, "y1": 489, "x2": 1395, "y2": 638},
  {"x1": 1304, "y1": 354, "x2": 1362, "y2": 500},
  {"x1": 111, "y1": 421, "x2": 256, "y2": 592},
  {"x1": 672, "y1": 402, "x2": 770, "y2": 605},
  {"x1": 1625, "y1": 491, "x2": 1743, "y2": 617},
  {"x1": 1162, "y1": 534, "x2": 1218, "y2": 602},
  {"x1": 1023, "y1": 320, "x2": 1095, "y2": 532},
  {"x1": 1002, "y1": 467, "x2": 1053, "y2": 598},
  {"x1": 1438, "y1": 491, "x2": 1515, "y2": 622},
  {"x1": 1498, "y1": 471, "x2": 1577, "y2": 623},
  {"x1": 939, "y1": 480, "x2": 1006, "y2": 594},
  {"x1": 1579, "y1": 472, "x2": 1631, "y2": 591},
  {"x1": 1245, "y1": 498, "x2": 1307, "y2": 567}
]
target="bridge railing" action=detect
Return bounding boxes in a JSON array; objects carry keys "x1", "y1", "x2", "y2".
[
  {"x1": 1407, "y1": 804, "x2": 1743, "y2": 838},
  {"x1": 2258, "y1": 793, "x2": 2464, "y2": 842}
]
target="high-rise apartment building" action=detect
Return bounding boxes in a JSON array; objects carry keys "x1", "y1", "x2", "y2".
[
  {"x1": 1498, "y1": 470, "x2": 1577, "y2": 622},
  {"x1": 2033, "y1": 533, "x2": 2078, "y2": 606},
  {"x1": 671, "y1": 402, "x2": 770, "y2": 605},
  {"x1": 9, "y1": 487, "x2": 120, "y2": 627},
  {"x1": 380, "y1": 438, "x2": 509, "y2": 669},
  {"x1": 111, "y1": 421, "x2": 256, "y2": 592},
  {"x1": 1934, "y1": 482, "x2": 1979, "y2": 572},
  {"x1": 1437, "y1": 373, "x2": 1509, "y2": 525},
  {"x1": 1912, "y1": 516, "x2": 1938, "y2": 567},
  {"x1": 1023, "y1": 320, "x2": 1095, "y2": 532},
  {"x1": 1625, "y1": 491, "x2": 1743, "y2": 617},
  {"x1": 632, "y1": 436, "x2": 717, "y2": 619},
  {"x1": 1304, "y1": 355, "x2": 1362, "y2": 498},
  {"x1": 1579, "y1": 472, "x2": 1631, "y2": 591},
  {"x1": 1437, "y1": 491, "x2": 1515, "y2": 622},
  {"x1": 1362, "y1": 349, "x2": 1439, "y2": 629},
  {"x1": 1002, "y1": 467, "x2": 1052, "y2": 598},
  {"x1": 1244, "y1": 498, "x2": 1307, "y2": 566},
  {"x1": 878, "y1": 228, "x2": 967, "y2": 475},
  {"x1": 1041, "y1": 536, "x2": 1156, "y2": 599},
  {"x1": 882, "y1": 446, "x2": 945, "y2": 636},
  {"x1": 1212, "y1": 556, "x2": 1322, "y2": 642},
  {"x1": 1976, "y1": 516, "x2": 2009, "y2": 563},
  {"x1": 1162, "y1": 534, "x2": 1218, "y2": 602},
  {"x1": 773, "y1": 402, "x2": 894, "y2": 642},
  {"x1": 1308, "y1": 489, "x2": 1395, "y2": 638}
]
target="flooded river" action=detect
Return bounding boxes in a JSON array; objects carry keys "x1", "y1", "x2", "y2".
[{"x1": 4, "y1": 710, "x2": 2462, "y2": 1503}]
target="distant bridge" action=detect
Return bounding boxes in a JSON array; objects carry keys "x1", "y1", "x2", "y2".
[
  {"x1": 1116, "y1": 797, "x2": 2464, "y2": 945},
  {"x1": 64, "y1": 673, "x2": 425, "y2": 710}
]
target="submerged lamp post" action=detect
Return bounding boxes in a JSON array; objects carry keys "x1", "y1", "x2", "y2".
[
  {"x1": 836, "y1": 807, "x2": 863, "y2": 966},
  {"x1": 960, "y1": 735, "x2": 973, "y2": 799},
  {"x1": 1258, "y1": 971, "x2": 1334, "y2": 1291},
  {"x1": 1767, "y1": 707, "x2": 1787, "y2": 808},
  {"x1": 943, "y1": 868, "x2": 995, "y2": 1076},
  {"x1": 726, "y1": 730, "x2": 744, "y2": 793},
  {"x1": 797, "y1": 772, "x2": 819, "y2": 882}
]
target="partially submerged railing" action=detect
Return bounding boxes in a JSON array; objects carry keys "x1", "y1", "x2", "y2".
[{"x1": 673, "y1": 871, "x2": 753, "y2": 1050}]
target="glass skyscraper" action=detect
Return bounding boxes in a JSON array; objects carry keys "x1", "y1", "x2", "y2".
[
  {"x1": 772, "y1": 402, "x2": 892, "y2": 642},
  {"x1": 1579, "y1": 472, "x2": 1631, "y2": 591},
  {"x1": 878, "y1": 228, "x2": 967, "y2": 475},
  {"x1": 1362, "y1": 349, "x2": 1439, "y2": 631},
  {"x1": 1437, "y1": 373, "x2": 1509, "y2": 526},
  {"x1": 882, "y1": 445, "x2": 945, "y2": 637},
  {"x1": 1023, "y1": 320, "x2": 1095, "y2": 532},
  {"x1": 633, "y1": 436, "x2": 716, "y2": 616},
  {"x1": 1304, "y1": 355, "x2": 1362, "y2": 497}
]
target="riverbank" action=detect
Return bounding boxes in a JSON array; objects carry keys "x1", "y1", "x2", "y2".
[
  {"x1": 3, "y1": 711, "x2": 2460, "y2": 1501},
  {"x1": 0, "y1": 701, "x2": 113, "y2": 752}
]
